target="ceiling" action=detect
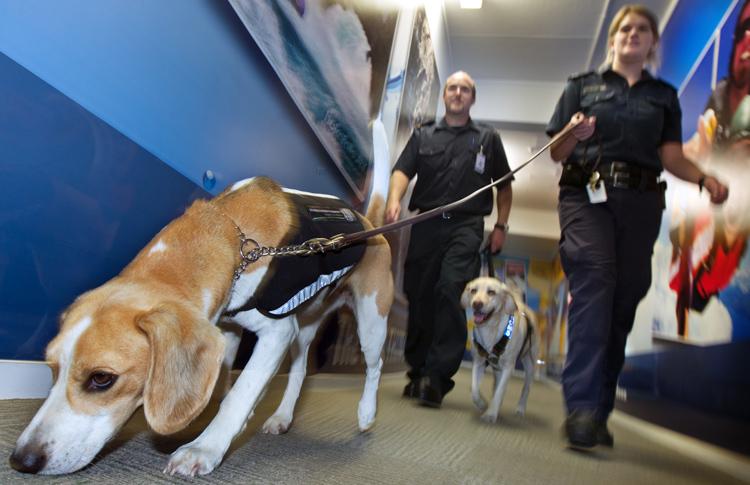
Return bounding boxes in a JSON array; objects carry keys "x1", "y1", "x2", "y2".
[
  {"x1": 443, "y1": 0, "x2": 674, "y2": 82},
  {"x1": 441, "y1": 0, "x2": 675, "y2": 259}
]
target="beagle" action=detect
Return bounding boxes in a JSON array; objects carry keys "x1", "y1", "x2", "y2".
[
  {"x1": 9, "y1": 176, "x2": 393, "y2": 476},
  {"x1": 461, "y1": 277, "x2": 538, "y2": 423}
]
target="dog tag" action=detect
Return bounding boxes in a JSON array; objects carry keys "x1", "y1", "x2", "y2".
[
  {"x1": 586, "y1": 171, "x2": 607, "y2": 204},
  {"x1": 474, "y1": 146, "x2": 486, "y2": 174}
]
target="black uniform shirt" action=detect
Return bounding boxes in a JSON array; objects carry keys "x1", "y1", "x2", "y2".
[
  {"x1": 394, "y1": 118, "x2": 512, "y2": 215},
  {"x1": 546, "y1": 67, "x2": 683, "y2": 171}
]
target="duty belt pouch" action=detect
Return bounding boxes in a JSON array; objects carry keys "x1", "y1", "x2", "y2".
[{"x1": 658, "y1": 180, "x2": 667, "y2": 210}]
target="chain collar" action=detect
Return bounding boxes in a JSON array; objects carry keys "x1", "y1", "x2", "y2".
[
  {"x1": 232, "y1": 229, "x2": 346, "y2": 280},
  {"x1": 208, "y1": 203, "x2": 347, "y2": 280}
]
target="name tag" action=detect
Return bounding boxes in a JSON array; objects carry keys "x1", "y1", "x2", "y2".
[
  {"x1": 474, "y1": 146, "x2": 486, "y2": 174},
  {"x1": 586, "y1": 171, "x2": 607, "y2": 203}
]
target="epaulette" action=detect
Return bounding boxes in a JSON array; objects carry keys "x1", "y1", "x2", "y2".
[{"x1": 568, "y1": 70, "x2": 596, "y2": 80}]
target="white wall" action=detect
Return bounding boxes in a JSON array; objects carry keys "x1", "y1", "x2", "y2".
[
  {"x1": 472, "y1": 79, "x2": 565, "y2": 125},
  {"x1": 0, "y1": 361, "x2": 52, "y2": 399}
]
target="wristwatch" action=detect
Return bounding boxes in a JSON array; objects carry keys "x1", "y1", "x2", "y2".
[{"x1": 494, "y1": 223, "x2": 509, "y2": 232}]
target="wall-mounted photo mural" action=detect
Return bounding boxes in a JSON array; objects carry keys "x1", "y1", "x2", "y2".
[
  {"x1": 392, "y1": 6, "x2": 442, "y2": 164},
  {"x1": 228, "y1": 0, "x2": 399, "y2": 200},
  {"x1": 646, "y1": 0, "x2": 750, "y2": 346},
  {"x1": 387, "y1": 6, "x2": 442, "y2": 295}
]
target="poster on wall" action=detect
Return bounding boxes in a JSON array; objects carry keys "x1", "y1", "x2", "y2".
[
  {"x1": 227, "y1": 0, "x2": 398, "y2": 200},
  {"x1": 648, "y1": 0, "x2": 750, "y2": 345},
  {"x1": 386, "y1": 6, "x2": 441, "y2": 295},
  {"x1": 392, "y1": 6, "x2": 441, "y2": 163},
  {"x1": 504, "y1": 259, "x2": 528, "y2": 302}
]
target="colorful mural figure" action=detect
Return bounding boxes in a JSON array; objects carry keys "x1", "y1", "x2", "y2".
[{"x1": 663, "y1": 0, "x2": 750, "y2": 343}]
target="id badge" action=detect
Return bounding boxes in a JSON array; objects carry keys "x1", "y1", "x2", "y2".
[
  {"x1": 586, "y1": 171, "x2": 607, "y2": 204},
  {"x1": 474, "y1": 146, "x2": 486, "y2": 174}
]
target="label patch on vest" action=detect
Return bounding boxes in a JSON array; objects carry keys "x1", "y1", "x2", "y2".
[{"x1": 308, "y1": 206, "x2": 357, "y2": 223}]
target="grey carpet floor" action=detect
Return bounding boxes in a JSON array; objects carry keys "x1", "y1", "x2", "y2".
[{"x1": 1, "y1": 368, "x2": 746, "y2": 484}]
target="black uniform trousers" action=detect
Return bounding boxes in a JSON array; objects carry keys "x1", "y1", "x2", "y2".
[
  {"x1": 403, "y1": 214, "x2": 484, "y2": 395},
  {"x1": 558, "y1": 186, "x2": 663, "y2": 420}
]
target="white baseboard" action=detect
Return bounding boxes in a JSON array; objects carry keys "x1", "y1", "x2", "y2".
[{"x1": 0, "y1": 360, "x2": 52, "y2": 399}]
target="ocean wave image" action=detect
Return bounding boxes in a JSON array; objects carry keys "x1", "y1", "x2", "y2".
[{"x1": 229, "y1": 0, "x2": 396, "y2": 199}]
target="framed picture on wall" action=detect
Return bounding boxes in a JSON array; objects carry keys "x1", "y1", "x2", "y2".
[
  {"x1": 228, "y1": 0, "x2": 399, "y2": 200},
  {"x1": 392, "y1": 6, "x2": 441, "y2": 165}
]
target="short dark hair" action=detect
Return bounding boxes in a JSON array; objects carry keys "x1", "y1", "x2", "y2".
[{"x1": 443, "y1": 71, "x2": 476, "y2": 100}]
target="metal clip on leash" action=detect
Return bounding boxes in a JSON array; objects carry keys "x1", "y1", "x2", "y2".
[
  {"x1": 580, "y1": 132, "x2": 603, "y2": 190},
  {"x1": 233, "y1": 229, "x2": 347, "y2": 280}
]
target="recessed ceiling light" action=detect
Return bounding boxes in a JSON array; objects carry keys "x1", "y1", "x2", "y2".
[{"x1": 460, "y1": 0, "x2": 483, "y2": 8}]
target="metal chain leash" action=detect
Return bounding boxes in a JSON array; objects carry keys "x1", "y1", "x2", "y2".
[{"x1": 232, "y1": 227, "x2": 346, "y2": 280}]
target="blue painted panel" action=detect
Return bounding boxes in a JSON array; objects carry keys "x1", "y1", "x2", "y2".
[
  {"x1": 0, "y1": 0, "x2": 351, "y2": 199},
  {"x1": 659, "y1": 0, "x2": 734, "y2": 86},
  {"x1": 0, "y1": 53, "x2": 207, "y2": 359}
]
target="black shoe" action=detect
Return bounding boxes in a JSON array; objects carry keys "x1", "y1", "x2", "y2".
[
  {"x1": 417, "y1": 377, "x2": 443, "y2": 408},
  {"x1": 402, "y1": 380, "x2": 419, "y2": 399},
  {"x1": 564, "y1": 409, "x2": 598, "y2": 449},
  {"x1": 596, "y1": 421, "x2": 614, "y2": 447}
]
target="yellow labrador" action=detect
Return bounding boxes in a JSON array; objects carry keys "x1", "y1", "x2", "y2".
[
  {"x1": 461, "y1": 277, "x2": 538, "y2": 423},
  {"x1": 10, "y1": 177, "x2": 393, "y2": 476}
]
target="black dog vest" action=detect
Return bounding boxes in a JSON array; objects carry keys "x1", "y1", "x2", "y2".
[{"x1": 225, "y1": 190, "x2": 366, "y2": 319}]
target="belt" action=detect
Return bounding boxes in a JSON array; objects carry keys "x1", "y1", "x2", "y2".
[
  {"x1": 560, "y1": 162, "x2": 662, "y2": 191},
  {"x1": 440, "y1": 211, "x2": 475, "y2": 220},
  {"x1": 416, "y1": 210, "x2": 477, "y2": 220}
]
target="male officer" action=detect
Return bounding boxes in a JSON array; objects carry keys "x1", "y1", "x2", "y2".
[{"x1": 385, "y1": 71, "x2": 513, "y2": 407}]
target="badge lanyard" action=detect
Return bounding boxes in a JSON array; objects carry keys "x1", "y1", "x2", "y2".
[{"x1": 581, "y1": 133, "x2": 607, "y2": 203}]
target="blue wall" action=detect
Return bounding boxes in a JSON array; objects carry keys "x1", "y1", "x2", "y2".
[
  {"x1": 0, "y1": 1, "x2": 353, "y2": 359},
  {"x1": 658, "y1": 0, "x2": 735, "y2": 87}
]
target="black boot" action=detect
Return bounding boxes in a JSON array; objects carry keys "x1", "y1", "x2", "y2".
[
  {"x1": 596, "y1": 420, "x2": 614, "y2": 447},
  {"x1": 564, "y1": 409, "x2": 598, "y2": 449},
  {"x1": 417, "y1": 376, "x2": 443, "y2": 408},
  {"x1": 402, "y1": 380, "x2": 419, "y2": 399}
]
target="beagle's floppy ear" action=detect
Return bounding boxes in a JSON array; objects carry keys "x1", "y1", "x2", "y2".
[{"x1": 137, "y1": 304, "x2": 225, "y2": 435}]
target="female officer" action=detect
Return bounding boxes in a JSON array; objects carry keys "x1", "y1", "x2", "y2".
[{"x1": 546, "y1": 4, "x2": 729, "y2": 449}]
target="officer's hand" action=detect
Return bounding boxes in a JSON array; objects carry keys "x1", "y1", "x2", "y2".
[
  {"x1": 704, "y1": 176, "x2": 729, "y2": 204},
  {"x1": 385, "y1": 199, "x2": 401, "y2": 224},
  {"x1": 570, "y1": 112, "x2": 596, "y2": 141},
  {"x1": 490, "y1": 227, "x2": 506, "y2": 254}
]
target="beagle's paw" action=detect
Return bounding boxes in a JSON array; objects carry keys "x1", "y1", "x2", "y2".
[
  {"x1": 515, "y1": 405, "x2": 527, "y2": 417},
  {"x1": 262, "y1": 414, "x2": 292, "y2": 435},
  {"x1": 164, "y1": 442, "x2": 224, "y2": 477}
]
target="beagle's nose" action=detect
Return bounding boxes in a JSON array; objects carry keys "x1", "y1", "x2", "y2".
[
  {"x1": 9, "y1": 446, "x2": 47, "y2": 474},
  {"x1": 472, "y1": 301, "x2": 484, "y2": 312}
]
